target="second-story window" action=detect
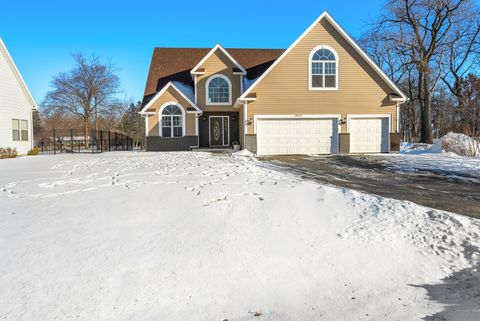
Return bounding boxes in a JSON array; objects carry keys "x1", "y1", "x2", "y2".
[
  {"x1": 309, "y1": 45, "x2": 338, "y2": 90},
  {"x1": 206, "y1": 74, "x2": 231, "y2": 105}
]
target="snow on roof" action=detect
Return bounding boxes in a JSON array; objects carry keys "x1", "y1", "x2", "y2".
[
  {"x1": 243, "y1": 76, "x2": 259, "y2": 92},
  {"x1": 172, "y1": 81, "x2": 195, "y2": 103}
]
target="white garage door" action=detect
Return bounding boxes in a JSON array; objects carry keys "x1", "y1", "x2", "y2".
[
  {"x1": 256, "y1": 118, "x2": 338, "y2": 155},
  {"x1": 349, "y1": 117, "x2": 389, "y2": 153}
]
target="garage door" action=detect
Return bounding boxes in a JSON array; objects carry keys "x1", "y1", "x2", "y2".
[
  {"x1": 256, "y1": 118, "x2": 338, "y2": 155},
  {"x1": 349, "y1": 117, "x2": 389, "y2": 153}
]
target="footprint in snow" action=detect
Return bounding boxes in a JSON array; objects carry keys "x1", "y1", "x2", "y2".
[
  {"x1": 202, "y1": 192, "x2": 229, "y2": 207},
  {"x1": 236, "y1": 192, "x2": 264, "y2": 201},
  {"x1": 185, "y1": 185, "x2": 201, "y2": 196}
]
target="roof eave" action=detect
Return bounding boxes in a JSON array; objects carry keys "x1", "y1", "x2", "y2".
[
  {"x1": 0, "y1": 38, "x2": 37, "y2": 109},
  {"x1": 190, "y1": 44, "x2": 247, "y2": 75},
  {"x1": 139, "y1": 81, "x2": 203, "y2": 114},
  {"x1": 239, "y1": 11, "x2": 407, "y2": 101}
]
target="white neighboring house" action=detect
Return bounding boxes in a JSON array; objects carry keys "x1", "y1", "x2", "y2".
[{"x1": 0, "y1": 38, "x2": 37, "y2": 155}]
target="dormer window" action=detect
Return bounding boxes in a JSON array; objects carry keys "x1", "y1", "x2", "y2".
[
  {"x1": 309, "y1": 45, "x2": 338, "y2": 90},
  {"x1": 206, "y1": 74, "x2": 232, "y2": 105}
]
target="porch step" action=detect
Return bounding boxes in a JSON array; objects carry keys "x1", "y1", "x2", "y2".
[{"x1": 192, "y1": 148, "x2": 235, "y2": 154}]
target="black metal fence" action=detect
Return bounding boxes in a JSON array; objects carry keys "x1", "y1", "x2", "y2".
[{"x1": 36, "y1": 128, "x2": 133, "y2": 154}]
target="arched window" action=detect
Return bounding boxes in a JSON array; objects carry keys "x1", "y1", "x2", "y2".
[
  {"x1": 206, "y1": 74, "x2": 231, "y2": 104},
  {"x1": 309, "y1": 45, "x2": 338, "y2": 89},
  {"x1": 160, "y1": 104, "x2": 184, "y2": 137}
]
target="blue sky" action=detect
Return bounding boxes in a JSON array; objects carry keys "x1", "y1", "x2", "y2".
[{"x1": 1, "y1": 0, "x2": 391, "y2": 104}]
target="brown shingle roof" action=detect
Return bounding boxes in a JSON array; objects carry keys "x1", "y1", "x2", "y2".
[{"x1": 142, "y1": 47, "x2": 285, "y2": 105}]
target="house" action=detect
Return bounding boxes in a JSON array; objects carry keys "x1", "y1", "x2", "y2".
[
  {"x1": 140, "y1": 11, "x2": 407, "y2": 155},
  {"x1": 0, "y1": 38, "x2": 37, "y2": 154}
]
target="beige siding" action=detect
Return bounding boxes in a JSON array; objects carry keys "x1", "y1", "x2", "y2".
[
  {"x1": 146, "y1": 87, "x2": 197, "y2": 136},
  {"x1": 196, "y1": 50, "x2": 242, "y2": 112},
  {"x1": 246, "y1": 18, "x2": 398, "y2": 134},
  {"x1": 239, "y1": 104, "x2": 245, "y2": 147}
]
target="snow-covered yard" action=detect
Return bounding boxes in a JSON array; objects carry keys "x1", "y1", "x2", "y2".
[{"x1": 1, "y1": 152, "x2": 479, "y2": 321}]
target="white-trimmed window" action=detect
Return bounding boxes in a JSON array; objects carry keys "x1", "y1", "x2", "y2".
[
  {"x1": 161, "y1": 104, "x2": 183, "y2": 138},
  {"x1": 206, "y1": 74, "x2": 231, "y2": 104},
  {"x1": 309, "y1": 45, "x2": 338, "y2": 89},
  {"x1": 12, "y1": 119, "x2": 28, "y2": 141}
]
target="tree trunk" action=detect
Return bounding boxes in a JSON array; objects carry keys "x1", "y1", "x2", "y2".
[
  {"x1": 420, "y1": 68, "x2": 433, "y2": 144},
  {"x1": 83, "y1": 115, "x2": 89, "y2": 149}
]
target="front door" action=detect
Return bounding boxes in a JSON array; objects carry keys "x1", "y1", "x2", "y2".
[{"x1": 209, "y1": 116, "x2": 229, "y2": 147}]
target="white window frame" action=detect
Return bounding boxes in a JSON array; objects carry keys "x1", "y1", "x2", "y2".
[
  {"x1": 205, "y1": 74, "x2": 232, "y2": 106},
  {"x1": 12, "y1": 118, "x2": 29, "y2": 142},
  {"x1": 12, "y1": 119, "x2": 20, "y2": 142},
  {"x1": 158, "y1": 102, "x2": 186, "y2": 138},
  {"x1": 308, "y1": 45, "x2": 339, "y2": 91}
]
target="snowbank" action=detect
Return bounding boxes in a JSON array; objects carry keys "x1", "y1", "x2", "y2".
[
  {"x1": 401, "y1": 142, "x2": 443, "y2": 155},
  {"x1": 232, "y1": 149, "x2": 255, "y2": 157},
  {"x1": 439, "y1": 132, "x2": 480, "y2": 157},
  {"x1": 0, "y1": 152, "x2": 479, "y2": 320},
  {"x1": 402, "y1": 132, "x2": 480, "y2": 157}
]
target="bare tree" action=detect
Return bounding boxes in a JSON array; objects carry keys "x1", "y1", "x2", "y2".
[
  {"x1": 441, "y1": 5, "x2": 480, "y2": 113},
  {"x1": 460, "y1": 74, "x2": 480, "y2": 136},
  {"x1": 374, "y1": 0, "x2": 472, "y2": 143},
  {"x1": 360, "y1": 27, "x2": 418, "y2": 141},
  {"x1": 359, "y1": 28, "x2": 411, "y2": 83},
  {"x1": 42, "y1": 52, "x2": 120, "y2": 146},
  {"x1": 121, "y1": 101, "x2": 145, "y2": 147}
]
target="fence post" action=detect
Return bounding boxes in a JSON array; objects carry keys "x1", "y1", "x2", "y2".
[
  {"x1": 91, "y1": 129, "x2": 94, "y2": 153},
  {"x1": 114, "y1": 132, "x2": 117, "y2": 151},
  {"x1": 53, "y1": 129, "x2": 56, "y2": 155},
  {"x1": 108, "y1": 130, "x2": 111, "y2": 151},
  {"x1": 100, "y1": 130, "x2": 103, "y2": 153},
  {"x1": 41, "y1": 140, "x2": 44, "y2": 153},
  {"x1": 70, "y1": 129, "x2": 73, "y2": 152}
]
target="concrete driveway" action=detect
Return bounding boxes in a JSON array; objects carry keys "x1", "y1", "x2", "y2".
[{"x1": 259, "y1": 154, "x2": 480, "y2": 219}]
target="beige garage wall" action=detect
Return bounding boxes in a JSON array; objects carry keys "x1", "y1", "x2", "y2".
[{"x1": 246, "y1": 18, "x2": 398, "y2": 134}]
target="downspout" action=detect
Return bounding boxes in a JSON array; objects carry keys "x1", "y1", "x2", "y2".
[
  {"x1": 396, "y1": 102, "x2": 400, "y2": 133},
  {"x1": 145, "y1": 115, "x2": 149, "y2": 137},
  {"x1": 243, "y1": 102, "x2": 248, "y2": 150}
]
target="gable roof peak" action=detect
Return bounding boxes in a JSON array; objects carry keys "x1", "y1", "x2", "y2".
[
  {"x1": 0, "y1": 38, "x2": 37, "y2": 108},
  {"x1": 239, "y1": 11, "x2": 407, "y2": 101},
  {"x1": 139, "y1": 81, "x2": 201, "y2": 114},
  {"x1": 190, "y1": 43, "x2": 247, "y2": 75}
]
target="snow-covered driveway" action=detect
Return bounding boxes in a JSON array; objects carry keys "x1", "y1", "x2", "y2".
[
  {"x1": 263, "y1": 154, "x2": 480, "y2": 218},
  {"x1": 1, "y1": 152, "x2": 479, "y2": 321}
]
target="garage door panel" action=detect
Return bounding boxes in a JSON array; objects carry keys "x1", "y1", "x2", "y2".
[
  {"x1": 256, "y1": 118, "x2": 338, "y2": 155},
  {"x1": 350, "y1": 118, "x2": 389, "y2": 153}
]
